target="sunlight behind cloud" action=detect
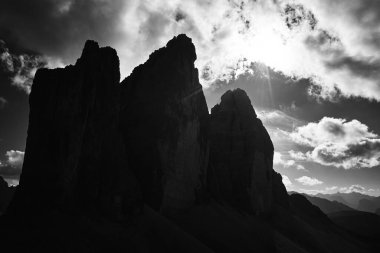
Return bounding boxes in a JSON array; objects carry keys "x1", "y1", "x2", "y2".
[{"x1": 2, "y1": 0, "x2": 380, "y2": 101}]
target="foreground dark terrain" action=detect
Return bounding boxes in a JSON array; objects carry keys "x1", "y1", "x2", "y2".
[{"x1": 0, "y1": 35, "x2": 378, "y2": 252}]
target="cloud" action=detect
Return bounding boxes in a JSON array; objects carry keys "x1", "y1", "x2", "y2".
[
  {"x1": 298, "y1": 188, "x2": 325, "y2": 195},
  {"x1": 325, "y1": 186, "x2": 338, "y2": 191},
  {"x1": 297, "y1": 0, "x2": 380, "y2": 100},
  {"x1": 282, "y1": 175, "x2": 292, "y2": 187},
  {"x1": 296, "y1": 164, "x2": 307, "y2": 171},
  {"x1": 273, "y1": 151, "x2": 295, "y2": 167},
  {"x1": 258, "y1": 110, "x2": 304, "y2": 132},
  {"x1": 339, "y1": 184, "x2": 366, "y2": 194},
  {"x1": 0, "y1": 150, "x2": 24, "y2": 181},
  {"x1": 273, "y1": 151, "x2": 308, "y2": 172},
  {"x1": 0, "y1": 97, "x2": 7, "y2": 108},
  {"x1": 4, "y1": 178, "x2": 19, "y2": 186},
  {"x1": 295, "y1": 176, "x2": 323, "y2": 186},
  {"x1": 0, "y1": 40, "x2": 48, "y2": 93},
  {"x1": 290, "y1": 117, "x2": 380, "y2": 169},
  {"x1": 0, "y1": 0, "x2": 379, "y2": 102},
  {"x1": 5, "y1": 150, "x2": 24, "y2": 169}
]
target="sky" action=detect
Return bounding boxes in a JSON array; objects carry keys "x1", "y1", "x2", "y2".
[{"x1": 0, "y1": 0, "x2": 379, "y2": 196}]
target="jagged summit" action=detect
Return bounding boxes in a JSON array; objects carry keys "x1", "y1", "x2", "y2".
[
  {"x1": 208, "y1": 88, "x2": 280, "y2": 213},
  {"x1": 147, "y1": 34, "x2": 196, "y2": 64},
  {"x1": 124, "y1": 34, "x2": 198, "y2": 93},
  {"x1": 212, "y1": 88, "x2": 257, "y2": 117},
  {"x1": 120, "y1": 34, "x2": 209, "y2": 213}
]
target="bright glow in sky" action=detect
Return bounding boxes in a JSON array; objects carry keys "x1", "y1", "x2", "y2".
[{"x1": 1, "y1": 0, "x2": 380, "y2": 196}]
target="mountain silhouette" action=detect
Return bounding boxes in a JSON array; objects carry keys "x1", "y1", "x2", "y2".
[
  {"x1": 316, "y1": 192, "x2": 380, "y2": 213},
  {"x1": 0, "y1": 35, "x2": 378, "y2": 252},
  {"x1": 294, "y1": 192, "x2": 354, "y2": 214}
]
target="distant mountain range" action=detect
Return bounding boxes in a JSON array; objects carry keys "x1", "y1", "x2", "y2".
[
  {"x1": 297, "y1": 193, "x2": 354, "y2": 214},
  {"x1": 289, "y1": 191, "x2": 380, "y2": 247},
  {"x1": 289, "y1": 191, "x2": 380, "y2": 215},
  {"x1": 314, "y1": 192, "x2": 380, "y2": 213}
]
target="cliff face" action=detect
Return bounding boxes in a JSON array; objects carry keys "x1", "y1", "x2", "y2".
[
  {"x1": 12, "y1": 41, "x2": 141, "y2": 219},
  {"x1": 208, "y1": 89, "x2": 288, "y2": 213},
  {"x1": 120, "y1": 35, "x2": 209, "y2": 213}
]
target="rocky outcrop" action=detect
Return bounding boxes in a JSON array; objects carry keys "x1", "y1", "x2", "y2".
[
  {"x1": 0, "y1": 177, "x2": 15, "y2": 215},
  {"x1": 11, "y1": 41, "x2": 141, "y2": 219},
  {"x1": 11, "y1": 35, "x2": 286, "y2": 219},
  {"x1": 207, "y1": 89, "x2": 288, "y2": 213},
  {"x1": 120, "y1": 34, "x2": 209, "y2": 213}
]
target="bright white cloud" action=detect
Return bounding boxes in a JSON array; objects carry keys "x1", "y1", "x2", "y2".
[
  {"x1": 258, "y1": 110, "x2": 304, "y2": 132},
  {"x1": 273, "y1": 151, "x2": 296, "y2": 168},
  {"x1": 325, "y1": 186, "x2": 338, "y2": 191},
  {"x1": 298, "y1": 188, "x2": 325, "y2": 195},
  {"x1": 296, "y1": 164, "x2": 307, "y2": 171},
  {"x1": 282, "y1": 175, "x2": 292, "y2": 187},
  {"x1": 296, "y1": 176, "x2": 323, "y2": 186},
  {"x1": 114, "y1": 0, "x2": 380, "y2": 101},
  {"x1": 290, "y1": 117, "x2": 380, "y2": 169},
  {"x1": 0, "y1": 40, "x2": 50, "y2": 93},
  {"x1": 4, "y1": 178, "x2": 19, "y2": 186},
  {"x1": 2, "y1": 0, "x2": 380, "y2": 101},
  {"x1": 5, "y1": 150, "x2": 24, "y2": 169},
  {"x1": 339, "y1": 184, "x2": 366, "y2": 194}
]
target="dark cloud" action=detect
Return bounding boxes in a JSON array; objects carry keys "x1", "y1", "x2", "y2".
[
  {"x1": 0, "y1": 0, "x2": 128, "y2": 63},
  {"x1": 306, "y1": 29, "x2": 380, "y2": 81},
  {"x1": 283, "y1": 4, "x2": 317, "y2": 30},
  {"x1": 175, "y1": 10, "x2": 186, "y2": 22},
  {"x1": 326, "y1": 56, "x2": 380, "y2": 80},
  {"x1": 304, "y1": 30, "x2": 340, "y2": 54}
]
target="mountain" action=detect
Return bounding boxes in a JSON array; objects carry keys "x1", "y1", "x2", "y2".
[
  {"x1": 0, "y1": 35, "x2": 377, "y2": 252},
  {"x1": 357, "y1": 197, "x2": 380, "y2": 213},
  {"x1": 300, "y1": 193, "x2": 354, "y2": 214},
  {"x1": 316, "y1": 192, "x2": 380, "y2": 213},
  {"x1": 119, "y1": 34, "x2": 209, "y2": 213},
  {"x1": 328, "y1": 210, "x2": 380, "y2": 241},
  {"x1": 207, "y1": 88, "x2": 288, "y2": 214}
]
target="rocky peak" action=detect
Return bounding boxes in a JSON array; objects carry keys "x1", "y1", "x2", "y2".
[
  {"x1": 120, "y1": 34, "x2": 209, "y2": 214},
  {"x1": 211, "y1": 88, "x2": 257, "y2": 118},
  {"x1": 208, "y1": 89, "x2": 287, "y2": 213},
  {"x1": 11, "y1": 40, "x2": 140, "y2": 219}
]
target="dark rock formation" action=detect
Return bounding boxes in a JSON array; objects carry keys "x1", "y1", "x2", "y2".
[
  {"x1": 289, "y1": 193, "x2": 330, "y2": 223},
  {"x1": 0, "y1": 176, "x2": 15, "y2": 215},
  {"x1": 11, "y1": 40, "x2": 141, "y2": 220},
  {"x1": 120, "y1": 34, "x2": 209, "y2": 213},
  {"x1": 207, "y1": 89, "x2": 288, "y2": 213}
]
